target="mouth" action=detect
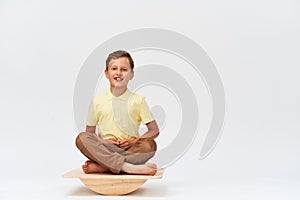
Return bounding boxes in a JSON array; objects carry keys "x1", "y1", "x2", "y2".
[{"x1": 114, "y1": 77, "x2": 124, "y2": 81}]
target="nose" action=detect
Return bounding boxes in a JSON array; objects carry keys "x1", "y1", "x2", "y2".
[{"x1": 117, "y1": 69, "x2": 122, "y2": 75}]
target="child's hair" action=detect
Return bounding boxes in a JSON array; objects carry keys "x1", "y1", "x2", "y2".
[{"x1": 105, "y1": 50, "x2": 134, "y2": 71}]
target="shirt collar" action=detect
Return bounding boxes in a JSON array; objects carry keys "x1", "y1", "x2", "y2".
[{"x1": 106, "y1": 89, "x2": 132, "y2": 101}]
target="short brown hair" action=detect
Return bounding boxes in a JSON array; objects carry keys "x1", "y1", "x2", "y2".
[{"x1": 105, "y1": 50, "x2": 134, "y2": 71}]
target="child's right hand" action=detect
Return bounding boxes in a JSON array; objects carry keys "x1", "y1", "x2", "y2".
[{"x1": 110, "y1": 138, "x2": 120, "y2": 146}]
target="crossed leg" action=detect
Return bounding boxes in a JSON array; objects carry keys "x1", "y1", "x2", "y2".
[{"x1": 76, "y1": 132, "x2": 157, "y2": 175}]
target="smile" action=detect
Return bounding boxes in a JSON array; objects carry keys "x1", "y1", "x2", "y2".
[{"x1": 114, "y1": 77, "x2": 124, "y2": 81}]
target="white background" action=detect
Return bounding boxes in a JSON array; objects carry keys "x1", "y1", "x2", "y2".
[{"x1": 1, "y1": 0, "x2": 300, "y2": 199}]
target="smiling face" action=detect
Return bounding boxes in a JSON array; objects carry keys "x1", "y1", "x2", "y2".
[{"x1": 105, "y1": 57, "x2": 134, "y2": 90}]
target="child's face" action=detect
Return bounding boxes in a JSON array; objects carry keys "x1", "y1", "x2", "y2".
[{"x1": 105, "y1": 57, "x2": 134, "y2": 89}]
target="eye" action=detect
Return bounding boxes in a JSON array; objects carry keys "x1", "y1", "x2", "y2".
[
  {"x1": 111, "y1": 67, "x2": 117, "y2": 70},
  {"x1": 122, "y1": 68, "x2": 128, "y2": 71}
]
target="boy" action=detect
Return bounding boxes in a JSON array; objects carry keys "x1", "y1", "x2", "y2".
[{"x1": 75, "y1": 50, "x2": 159, "y2": 175}]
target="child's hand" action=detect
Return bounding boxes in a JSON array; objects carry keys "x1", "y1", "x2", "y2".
[
  {"x1": 109, "y1": 138, "x2": 120, "y2": 146},
  {"x1": 119, "y1": 139, "x2": 129, "y2": 148},
  {"x1": 119, "y1": 138, "x2": 138, "y2": 149}
]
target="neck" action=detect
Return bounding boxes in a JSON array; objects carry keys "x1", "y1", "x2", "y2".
[{"x1": 110, "y1": 86, "x2": 127, "y2": 97}]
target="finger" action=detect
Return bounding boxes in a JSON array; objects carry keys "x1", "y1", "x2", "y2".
[
  {"x1": 120, "y1": 142, "x2": 129, "y2": 148},
  {"x1": 108, "y1": 139, "x2": 118, "y2": 145},
  {"x1": 119, "y1": 139, "x2": 128, "y2": 145},
  {"x1": 111, "y1": 141, "x2": 120, "y2": 145},
  {"x1": 119, "y1": 142, "x2": 127, "y2": 147}
]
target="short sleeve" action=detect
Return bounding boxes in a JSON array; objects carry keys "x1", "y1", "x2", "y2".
[
  {"x1": 86, "y1": 100, "x2": 98, "y2": 126},
  {"x1": 140, "y1": 97, "x2": 155, "y2": 124}
]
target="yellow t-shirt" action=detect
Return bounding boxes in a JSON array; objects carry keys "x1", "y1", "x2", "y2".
[{"x1": 86, "y1": 89, "x2": 155, "y2": 140}]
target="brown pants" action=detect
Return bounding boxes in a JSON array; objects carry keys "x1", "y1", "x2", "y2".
[{"x1": 75, "y1": 132, "x2": 157, "y2": 174}]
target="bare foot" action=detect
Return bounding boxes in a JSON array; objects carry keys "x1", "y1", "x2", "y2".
[
  {"x1": 82, "y1": 160, "x2": 109, "y2": 174},
  {"x1": 121, "y1": 162, "x2": 157, "y2": 176},
  {"x1": 146, "y1": 163, "x2": 157, "y2": 169}
]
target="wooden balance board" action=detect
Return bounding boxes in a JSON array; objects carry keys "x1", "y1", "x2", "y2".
[{"x1": 63, "y1": 168, "x2": 164, "y2": 195}]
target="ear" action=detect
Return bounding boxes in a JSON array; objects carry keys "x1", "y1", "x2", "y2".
[
  {"x1": 104, "y1": 69, "x2": 109, "y2": 79},
  {"x1": 130, "y1": 70, "x2": 134, "y2": 80}
]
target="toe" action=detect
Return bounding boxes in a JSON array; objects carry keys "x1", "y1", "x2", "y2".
[
  {"x1": 151, "y1": 168, "x2": 157, "y2": 176},
  {"x1": 147, "y1": 163, "x2": 157, "y2": 169}
]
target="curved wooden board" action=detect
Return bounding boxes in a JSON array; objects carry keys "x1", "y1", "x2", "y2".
[{"x1": 63, "y1": 168, "x2": 164, "y2": 195}]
